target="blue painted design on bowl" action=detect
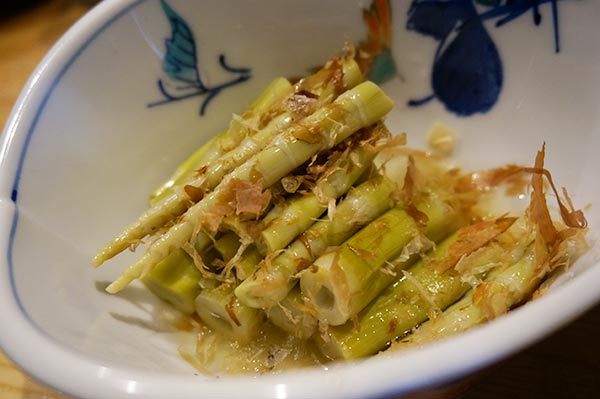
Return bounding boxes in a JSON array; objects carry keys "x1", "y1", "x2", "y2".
[
  {"x1": 147, "y1": 0, "x2": 251, "y2": 116},
  {"x1": 407, "y1": 0, "x2": 563, "y2": 116}
]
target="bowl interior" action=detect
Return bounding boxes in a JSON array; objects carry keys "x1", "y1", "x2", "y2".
[{"x1": 2, "y1": 0, "x2": 600, "y2": 397}]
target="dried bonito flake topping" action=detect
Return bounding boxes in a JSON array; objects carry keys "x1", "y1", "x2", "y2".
[
  {"x1": 229, "y1": 178, "x2": 272, "y2": 217},
  {"x1": 94, "y1": 46, "x2": 589, "y2": 373},
  {"x1": 434, "y1": 217, "x2": 517, "y2": 273}
]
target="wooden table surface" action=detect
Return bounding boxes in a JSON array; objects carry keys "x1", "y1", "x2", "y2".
[{"x1": 1, "y1": 1, "x2": 599, "y2": 398}]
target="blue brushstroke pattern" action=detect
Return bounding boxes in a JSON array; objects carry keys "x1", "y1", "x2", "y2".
[
  {"x1": 407, "y1": 0, "x2": 563, "y2": 116},
  {"x1": 478, "y1": 0, "x2": 560, "y2": 52},
  {"x1": 160, "y1": 0, "x2": 201, "y2": 86},
  {"x1": 476, "y1": 0, "x2": 502, "y2": 5},
  {"x1": 408, "y1": 0, "x2": 503, "y2": 116},
  {"x1": 149, "y1": 1, "x2": 251, "y2": 115},
  {"x1": 407, "y1": 0, "x2": 473, "y2": 40},
  {"x1": 432, "y1": 17, "x2": 502, "y2": 115}
]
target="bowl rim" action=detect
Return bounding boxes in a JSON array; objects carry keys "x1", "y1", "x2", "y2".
[{"x1": 1, "y1": 0, "x2": 600, "y2": 398}]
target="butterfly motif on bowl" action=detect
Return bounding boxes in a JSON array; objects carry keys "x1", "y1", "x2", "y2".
[{"x1": 148, "y1": 0, "x2": 251, "y2": 116}]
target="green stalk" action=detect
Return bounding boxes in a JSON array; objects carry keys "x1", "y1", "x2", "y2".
[
  {"x1": 246, "y1": 81, "x2": 391, "y2": 185},
  {"x1": 392, "y1": 242, "x2": 540, "y2": 349},
  {"x1": 150, "y1": 77, "x2": 294, "y2": 204},
  {"x1": 234, "y1": 245, "x2": 263, "y2": 281},
  {"x1": 300, "y1": 188, "x2": 464, "y2": 326},
  {"x1": 94, "y1": 60, "x2": 365, "y2": 268},
  {"x1": 213, "y1": 232, "x2": 241, "y2": 263},
  {"x1": 235, "y1": 174, "x2": 398, "y2": 309},
  {"x1": 259, "y1": 193, "x2": 325, "y2": 254},
  {"x1": 93, "y1": 112, "x2": 292, "y2": 268},
  {"x1": 199, "y1": 113, "x2": 293, "y2": 190},
  {"x1": 258, "y1": 142, "x2": 376, "y2": 254},
  {"x1": 141, "y1": 249, "x2": 202, "y2": 314},
  {"x1": 93, "y1": 195, "x2": 189, "y2": 267},
  {"x1": 194, "y1": 231, "x2": 214, "y2": 254},
  {"x1": 319, "y1": 217, "x2": 517, "y2": 360},
  {"x1": 195, "y1": 284, "x2": 264, "y2": 343},
  {"x1": 141, "y1": 230, "x2": 219, "y2": 313},
  {"x1": 267, "y1": 288, "x2": 318, "y2": 340},
  {"x1": 342, "y1": 58, "x2": 363, "y2": 90},
  {"x1": 105, "y1": 81, "x2": 394, "y2": 293}
]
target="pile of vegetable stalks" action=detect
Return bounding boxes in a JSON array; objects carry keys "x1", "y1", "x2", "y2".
[{"x1": 94, "y1": 51, "x2": 587, "y2": 373}]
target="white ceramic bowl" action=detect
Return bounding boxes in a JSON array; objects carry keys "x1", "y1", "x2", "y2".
[{"x1": 1, "y1": 0, "x2": 600, "y2": 398}]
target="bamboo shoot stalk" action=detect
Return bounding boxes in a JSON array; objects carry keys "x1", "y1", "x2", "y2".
[
  {"x1": 259, "y1": 142, "x2": 376, "y2": 254},
  {"x1": 194, "y1": 231, "x2": 214, "y2": 254},
  {"x1": 234, "y1": 245, "x2": 263, "y2": 281},
  {"x1": 301, "y1": 188, "x2": 465, "y2": 326},
  {"x1": 141, "y1": 249, "x2": 202, "y2": 314},
  {"x1": 213, "y1": 232, "x2": 241, "y2": 262},
  {"x1": 154, "y1": 58, "x2": 362, "y2": 204},
  {"x1": 258, "y1": 193, "x2": 326, "y2": 254},
  {"x1": 318, "y1": 217, "x2": 517, "y2": 360},
  {"x1": 105, "y1": 81, "x2": 394, "y2": 293},
  {"x1": 194, "y1": 284, "x2": 264, "y2": 343},
  {"x1": 93, "y1": 112, "x2": 288, "y2": 267},
  {"x1": 235, "y1": 174, "x2": 399, "y2": 309},
  {"x1": 267, "y1": 288, "x2": 318, "y2": 340},
  {"x1": 140, "y1": 232, "x2": 219, "y2": 313},
  {"x1": 390, "y1": 145, "x2": 589, "y2": 349},
  {"x1": 150, "y1": 77, "x2": 294, "y2": 204},
  {"x1": 93, "y1": 60, "x2": 365, "y2": 268},
  {"x1": 198, "y1": 113, "x2": 293, "y2": 190},
  {"x1": 391, "y1": 243, "x2": 539, "y2": 349}
]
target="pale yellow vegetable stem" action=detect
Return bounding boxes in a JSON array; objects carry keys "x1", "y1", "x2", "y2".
[
  {"x1": 94, "y1": 60, "x2": 364, "y2": 267},
  {"x1": 105, "y1": 82, "x2": 394, "y2": 293}
]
